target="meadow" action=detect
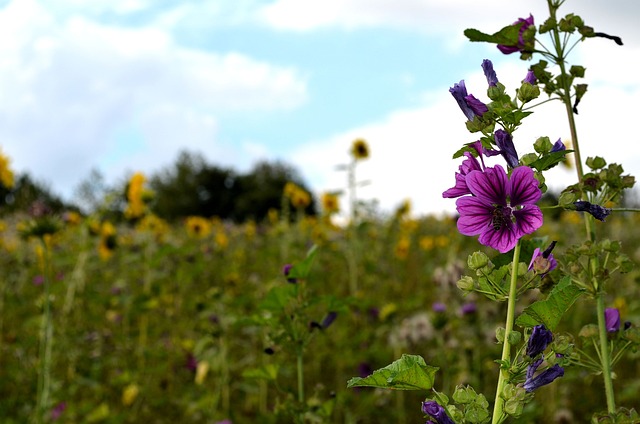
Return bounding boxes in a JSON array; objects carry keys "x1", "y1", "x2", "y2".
[{"x1": 1, "y1": 198, "x2": 638, "y2": 423}]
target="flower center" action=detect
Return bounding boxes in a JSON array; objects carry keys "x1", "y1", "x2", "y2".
[{"x1": 491, "y1": 205, "x2": 513, "y2": 230}]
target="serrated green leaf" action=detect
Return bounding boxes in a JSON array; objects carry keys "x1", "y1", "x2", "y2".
[
  {"x1": 242, "y1": 364, "x2": 279, "y2": 381},
  {"x1": 260, "y1": 284, "x2": 297, "y2": 312},
  {"x1": 346, "y1": 354, "x2": 438, "y2": 390},
  {"x1": 464, "y1": 24, "x2": 521, "y2": 45},
  {"x1": 516, "y1": 276, "x2": 584, "y2": 330}
]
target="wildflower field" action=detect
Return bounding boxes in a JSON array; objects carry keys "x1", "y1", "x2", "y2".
[
  {"x1": 1, "y1": 196, "x2": 639, "y2": 423},
  {"x1": 3, "y1": 1, "x2": 640, "y2": 423}
]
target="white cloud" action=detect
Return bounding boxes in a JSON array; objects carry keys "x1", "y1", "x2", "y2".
[{"x1": 0, "y1": 0, "x2": 307, "y2": 198}]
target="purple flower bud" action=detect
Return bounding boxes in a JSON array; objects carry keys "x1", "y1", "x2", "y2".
[
  {"x1": 482, "y1": 59, "x2": 499, "y2": 87},
  {"x1": 528, "y1": 241, "x2": 557, "y2": 276},
  {"x1": 494, "y1": 129, "x2": 519, "y2": 168},
  {"x1": 464, "y1": 94, "x2": 489, "y2": 117},
  {"x1": 523, "y1": 70, "x2": 537, "y2": 85},
  {"x1": 497, "y1": 15, "x2": 535, "y2": 55},
  {"x1": 605, "y1": 308, "x2": 620, "y2": 332},
  {"x1": 422, "y1": 401, "x2": 455, "y2": 424},
  {"x1": 283, "y1": 263, "x2": 297, "y2": 283},
  {"x1": 624, "y1": 321, "x2": 632, "y2": 330},
  {"x1": 574, "y1": 201, "x2": 611, "y2": 222},
  {"x1": 551, "y1": 138, "x2": 566, "y2": 152},
  {"x1": 51, "y1": 402, "x2": 67, "y2": 421},
  {"x1": 526, "y1": 324, "x2": 553, "y2": 358},
  {"x1": 321, "y1": 311, "x2": 338, "y2": 329},
  {"x1": 450, "y1": 80, "x2": 476, "y2": 121},
  {"x1": 523, "y1": 363, "x2": 564, "y2": 392}
]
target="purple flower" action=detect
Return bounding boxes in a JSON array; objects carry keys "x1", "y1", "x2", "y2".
[
  {"x1": 526, "y1": 324, "x2": 553, "y2": 358},
  {"x1": 494, "y1": 129, "x2": 519, "y2": 168},
  {"x1": 605, "y1": 308, "x2": 620, "y2": 333},
  {"x1": 321, "y1": 311, "x2": 338, "y2": 329},
  {"x1": 456, "y1": 165, "x2": 543, "y2": 253},
  {"x1": 574, "y1": 201, "x2": 611, "y2": 222},
  {"x1": 523, "y1": 362, "x2": 564, "y2": 392},
  {"x1": 482, "y1": 59, "x2": 499, "y2": 87},
  {"x1": 422, "y1": 401, "x2": 455, "y2": 424},
  {"x1": 528, "y1": 241, "x2": 557, "y2": 276},
  {"x1": 443, "y1": 151, "x2": 483, "y2": 198},
  {"x1": 450, "y1": 80, "x2": 487, "y2": 121},
  {"x1": 33, "y1": 275, "x2": 45, "y2": 286},
  {"x1": 432, "y1": 302, "x2": 447, "y2": 313},
  {"x1": 460, "y1": 302, "x2": 477, "y2": 316},
  {"x1": 523, "y1": 70, "x2": 537, "y2": 85},
  {"x1": 282, "y1": 263, "x2": 297, "y2": 283},
  {"x1": 497, "y1": 15, "x2": 535, "y2": 55},
  {"x1": 51, "y1": 402, "x2": 67, "y2": 421},
  {"x1": 551, "y1": 139, "x2": 566, "y2": 152}
]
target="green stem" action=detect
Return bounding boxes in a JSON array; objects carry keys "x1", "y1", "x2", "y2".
[
  {"x1": 297, "y1": 348, "x2": 304, "y2": 405},
  {"x1": 547, "y1": 0, "x2": 616, "y2": 412},
  {"x1": 491, "y1": 240, "x2": 521, "y2": 424},
  {"x1": 596, "y1": 294, "x2": 616, "y2": 413}
]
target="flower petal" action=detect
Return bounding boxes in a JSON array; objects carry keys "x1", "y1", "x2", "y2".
[
  {"x1": 513, "y1": 204, "x2": 543, "y2": 236},
  {"x1": 456, "y1": 197, "x2": 492, "y2": 236},
  {"x1": 466, "y1": 165, "x2": 508, "y2": 205},
  {"x1": 509, "y1": 166, "x2": 541, "y2": 206},
  {"x1": 478, "y1": 222, "x2": 519, "y2": 253}
]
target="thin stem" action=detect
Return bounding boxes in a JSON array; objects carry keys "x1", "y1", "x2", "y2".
[
  {"x1": 596, "y1": 295, "x2": 616, "y2": 413},
  {"x1": 491, "y1": 241, "x2": 521, "y2": 424},
  {"x1": 297, "y1": 348, "x2": 304, "y2": 405},
  {"x1": 36, "y1": 238, "x2": 54, "y2": 424}
]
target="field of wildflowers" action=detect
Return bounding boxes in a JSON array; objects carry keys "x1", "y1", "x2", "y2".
[{"x1": 2, "y1": 1, "x2": 640, "y2": 423}]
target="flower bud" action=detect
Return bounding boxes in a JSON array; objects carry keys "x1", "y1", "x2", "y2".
[
  {"x1": 468, "y1": 251, "x2": 489, "y2": 270},
  {"x1": 456, "y1": 276, "x2": 475, "y2": 292}
]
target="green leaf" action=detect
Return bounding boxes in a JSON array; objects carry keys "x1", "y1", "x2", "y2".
[
  {"x1": 529, "y1": 150, "x2": 573, "y2": 172},
  {"x1": 516, "y1": 276, "x2": 584, "y2": 330},
  {"x1": 287, "y1": 244, "x2": 318, "y2": 280},
  {"x1": 260, "y1": 284, "x2": 297, "y2": 312},
  {"x1": 464, "y1": 24, "x2": 521, "y2": 45},
  {"x1": 242, "y1": 364, "x2": 279, "y2": 381},
  {"x1": 346, "y1": 354, "x2": 439, "y2": 390}
]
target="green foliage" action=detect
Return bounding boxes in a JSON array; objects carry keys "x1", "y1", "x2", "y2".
[
  {"x1": 347, "y1": 354, "x2": 439, "y2": 390},
  {"x1": 516, "y1": 276, "x2": 583, "y2": 330}
]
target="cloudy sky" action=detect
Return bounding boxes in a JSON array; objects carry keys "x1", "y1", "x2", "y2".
[{"x1": 1, "y1": 0, "x2": 638, "y2": 216}]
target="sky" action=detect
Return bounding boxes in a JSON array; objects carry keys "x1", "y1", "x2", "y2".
[{"x1": 1, "y1": 0, "x2": 639, "y2": 217}]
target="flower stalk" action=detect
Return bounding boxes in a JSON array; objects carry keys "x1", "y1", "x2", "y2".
[{"x1": 491, "y1": 240, "x2": 521, "y2": 424}]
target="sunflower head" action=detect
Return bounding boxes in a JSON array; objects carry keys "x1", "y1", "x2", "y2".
[{"x1": 350, "y1": 138, "x2": 370, "y2": 160}]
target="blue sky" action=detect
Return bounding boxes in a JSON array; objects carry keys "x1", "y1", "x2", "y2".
[{"x1": 1, "y1": 0, "x2": 639, "y2": 216}]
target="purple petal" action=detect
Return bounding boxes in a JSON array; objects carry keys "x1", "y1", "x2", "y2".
[
  {"x1": 450, "y1": 80, "x2": 475, "y2": 121},
  {"x1": 456, "y1": 197, "x2": 493, "y2": 236},
  {"x1": 482, "y1": 59, "x2": 499, "y2": 87},
  {"x1": 478, "y1": 223, "x2": 519, "y2": 253},
  {"x1": 466, "y1": 166, "x2": 508, "y2": 206},
  {"x1": 509, "y1": 166, "x2": 541, "y2": 206},
  {"x1": 513, "y1": 205, "x2": 543, "y2": 236},
  {"x1": 442, "y1": 153, "x2": 482, "y2": 198},
  {"x1": 465, "y1": 94, "x2": 488, "y2": 117}
]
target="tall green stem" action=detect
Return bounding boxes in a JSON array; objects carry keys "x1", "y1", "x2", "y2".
[
  {"x1": 547, "y1": 0, "x2": 616, "y2": 412},
  {"x1": 491, "y1": 240, "x2": 521, "y2": 424}
]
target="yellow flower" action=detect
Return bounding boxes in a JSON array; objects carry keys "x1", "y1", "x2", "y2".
[
  {"x1": 136, "y1": 214, "x2": 169, "y2": 240},
  {"x1": 122, "y1": 383, "x2": 140, "y2": 406},
  {"x1": 244, "y1": 220, "x2": 257, "y2": 239},
  {"x1": 98, "y1": 221, "x2": 117, "y2": 260},
  {"x1": 321, "y1": 192, "x2": 340, "y2": 214},
  {"x1": 124, "y1": 172, "x2": 151, "y2": 219},
  {"x1": 350, "y1": 138, "x2": 370, "y2": 160},
  {"x1": 215, "y1": 230, "x2": 228, "y2": 249},
  {"x1": 0, "y1": 148, "x2": 14, "y2": 189},
  {"x1": 195, "y1": 361, "x2": 210, "y2": 385},
  {"x1": 379, "y1": 303, "x2": 397, "y2": 321},
  {"x1": 185, "y1": 216, "x2": 211, "y2": 238},
  {"x1": 284, "y1": 182, "x2": 311, "y2": 209},
  {"x1": 395, "y1": 199, "x2": 411, "y2": 218},
  {"x1": 419, "y1": 236, "x2": 434, "y2": 251},
  {"x1": 63, "y1": 211, "x2": 82, "y2": 226},
  {"x1": 395, "y1": 236, "x2": 410, "y2": 260}
]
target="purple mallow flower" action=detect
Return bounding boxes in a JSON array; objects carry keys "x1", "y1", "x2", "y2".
[
  {"x1": 497, "y1": 14, "x2": 535, "y2": 55},
  {"x1": 574, "y1": 201, "x2": 611, "y2": 222},
  {"x1": 482, "y1": 59, "x2": 499, "y2": 87},
  {"x1": 456, "y1": 165, "x2": 543, "y2": 253},
  {"x1": 523, "y1": 361, "x2": 564, "y2": 392},
  {"x1": 443, "y1": 151, "x2": 484, "y2": 198},
  {"x1": 494, "y1": 129, "x2": 519, "y2": 168},
  {"x1": 523, "y1": 69, "x2": 537, "y2": 85},
  {"x1": 432, "y1": 302, "x2": 447, "y2": 313},
  {"x1": 528, "y1": 241, "x2": 557, "y2": 276},
  {"x1": 461, "y1": 302, "x2": 477, "y2": 316},
  {"x1": 422, "y1": 401, "x2": 455, "y2": 424},
  {"x1": 450, "y1": 80, "x2": 487, "y2": 121},
  {"x1": 526, "y1": 324, "x2": 553, "y2": 358},
  {"x1": 605, "y1": 308, "x2": 620, "y2": 333}
]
